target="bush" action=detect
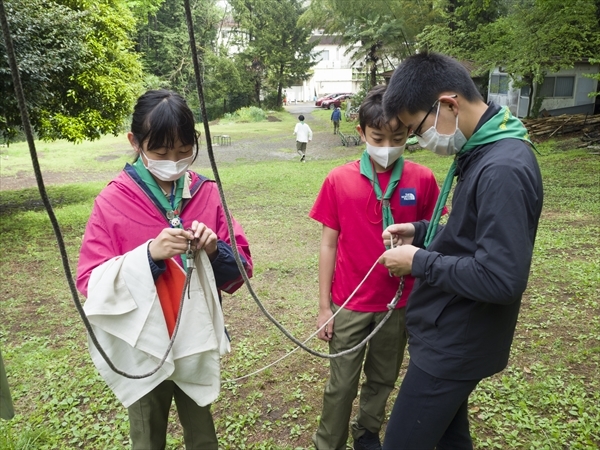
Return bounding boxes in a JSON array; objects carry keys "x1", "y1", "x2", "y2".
[{"x1": 225, "y1": 106, "x2": 267, "y2": 123}]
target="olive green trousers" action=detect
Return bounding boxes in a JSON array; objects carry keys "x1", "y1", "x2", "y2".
[
  {"x1": 313, "y1": 305, "x2": 407, "y2": 450},
  {"x1": 128, "y1": 380, "x2": 217, "y2": 450}
]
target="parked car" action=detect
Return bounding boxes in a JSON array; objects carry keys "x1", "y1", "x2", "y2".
[
  {"x1": 321, "y1": 94, "x2": 353, "y2": 109},
  {"x1": 315, "y1": 92, "x2": 350, "y2": 107}
]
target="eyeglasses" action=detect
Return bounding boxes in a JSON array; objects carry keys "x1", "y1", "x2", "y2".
[
  {"x1": 413, "y1": 101, "x2": 439, "y2": 137},
  {"x1": 412, "y1": 94, "x2": 458, "y2": 137}
]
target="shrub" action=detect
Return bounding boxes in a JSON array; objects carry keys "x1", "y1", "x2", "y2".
[{"x1": 226, "y1": 106, "x2": 267, "y2": 123}]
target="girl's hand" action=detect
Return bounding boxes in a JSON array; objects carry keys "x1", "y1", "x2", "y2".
[
  {"x1": 190, "y1": 221, "x2": 218, "y2": 260},
  {"x1": 149, "y1": 228, "x2": 194, "y2": 261}
]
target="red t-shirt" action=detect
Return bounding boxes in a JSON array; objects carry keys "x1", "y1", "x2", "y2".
[{"x1": 309, "y1": 159, "x2": 443, "y2": 312}]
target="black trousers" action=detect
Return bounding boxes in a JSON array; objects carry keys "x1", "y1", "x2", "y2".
[{"x1": 383, "y1": 361, "x2": 481, "y2": 450}]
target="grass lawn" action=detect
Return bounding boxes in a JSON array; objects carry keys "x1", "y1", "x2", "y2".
[{"x1": 0, "y1": 114, "x2": 598, "y2": 449}]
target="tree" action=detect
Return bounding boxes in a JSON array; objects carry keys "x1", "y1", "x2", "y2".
[
  {"x1": 301, "y1": 0, "x2": 434, "y2": 86},
  {"x1": 418, "y1": 0, "x2": 600, "y2": 117},
  {"x1": 583, "y1": 58, "x2": 600, "y2": 98},
  {"x1": 230, "y1": 0, "x2": 317, "y2": 107},
  {"x1": 1, "y1": 0, "x2": 144, "y2": 143},
  {"x1": 136, "y1": 0, "x2": 248, "y2": 118}
]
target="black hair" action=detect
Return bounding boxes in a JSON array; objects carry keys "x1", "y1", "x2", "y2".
[
  {"x1": 383, "y1": 51, "x2": 483, "y2": 118},
  {"x1": 359, "y1": 84, "x2": 404, "y2": 132},
  {"x1": 130, "y1": 89, "x2": 200, "y2": 156},
  {"x1": 298, "y1": 115, "x2": 305, "y2": 121}
]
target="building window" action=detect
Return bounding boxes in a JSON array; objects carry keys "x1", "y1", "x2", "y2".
[
  {"x1": 321, "y1": 50, "x2": 329, "y2": 61},
  {"x1": 539, "y1": 76, "x2": 574, "y2": 98},
  {"x1": 313, "y1": 49, "x2": 329, "y2": 62},
  {"x1": 490, "y1": 74, "x2": 509, "y2": 94}
]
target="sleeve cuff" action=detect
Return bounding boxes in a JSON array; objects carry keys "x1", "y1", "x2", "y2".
[
  {"x1": 411, "y1": 248, "x2": 428, "y2": 278},
  {"x1": 147, "y1": 244, "x2": 166, "y2": 281}
]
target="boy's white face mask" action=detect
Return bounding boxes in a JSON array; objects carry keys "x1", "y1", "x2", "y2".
[
  {"x1": 417, "y1": 103, "x2": 467, "y2": 156},
  {"x1": 366, "y1": 142, "x2": 405, "y2": 168}
]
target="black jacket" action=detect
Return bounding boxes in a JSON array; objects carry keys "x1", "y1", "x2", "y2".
[{"x1": 408, "y1": 103, "x2": 544, "y2": 380}]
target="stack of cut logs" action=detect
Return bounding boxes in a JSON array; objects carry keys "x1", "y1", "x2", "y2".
[{"x1": 522, "y1": 114, "x2": 600, "y2": 145}]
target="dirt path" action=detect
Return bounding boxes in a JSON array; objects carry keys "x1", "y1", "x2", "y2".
[{"x1": 0, "y1": 105, "x2": 359, "y2": 191}]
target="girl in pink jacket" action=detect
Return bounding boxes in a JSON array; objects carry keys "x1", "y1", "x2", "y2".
[{"x1": 77, "y1": 89, "x2": 252, "y2": 449}]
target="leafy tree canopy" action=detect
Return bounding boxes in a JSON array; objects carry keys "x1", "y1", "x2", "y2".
[
  {"x1": 301, "y1": 0, "x2": 435, "y2": 85},
  {"x1": 136, "y1": 0, "x2": 249, "y2": 118},
  {"x1": 230, "y1": 0, "x2": 317, "y2": 107},
  {"x1": 1, "y1": 0, "x2": 144, "y2": 143},
  {"x1": 418, "y1": 0, "x2": 600, "y2": 116}
]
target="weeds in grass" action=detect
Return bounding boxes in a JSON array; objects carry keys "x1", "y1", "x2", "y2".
[{"x1": 0, "y1": 130, "x2": 598, "y2": 448}]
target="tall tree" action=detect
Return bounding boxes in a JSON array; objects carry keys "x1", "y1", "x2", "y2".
[
  {"x1": 419, "y1": 0, "x2": 600, "y2": 117},
  {"x1": 136, "y1": 0, "x2": 248, "y2": 118},
  {"x1": 230, "y1": 0, "x2": 317, "y2": 107},
  {"x1": 1, "y1": 0, "x2": 143, "y2": 143},
  {"x1": 137, "y1": 0, "x2": 220, "y2": 98},
  {"x1": 301, "y1": 0, "x2": 434, "y2": 86}
]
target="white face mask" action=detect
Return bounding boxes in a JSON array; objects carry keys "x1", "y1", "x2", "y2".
[
  {"x1": 141, "y1": 148, "x2": 196, "y2": 181},
  {"x1": 366, "y1": 142, "x2": 405, "y2": 168},
  {"x1": 417, "y1": 103, "x2": 467, "y2": 156}
]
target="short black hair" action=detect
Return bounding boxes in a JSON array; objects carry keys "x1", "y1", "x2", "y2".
[
  {"x1": 359, "y1": 85, "x2": 404, "y2": 132},
  {"x1": 298, "y1": 115, "x2": 305, "y2": 121},
  {"x1": 131, "y1": 89, "x2": 199, "y2": 154},
  {"x1": 383, "y1": 52, "x2": 483, "y2": 118}
]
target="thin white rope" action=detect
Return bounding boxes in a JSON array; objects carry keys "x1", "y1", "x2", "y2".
[{"x1": 224, "y1": 236, "x2": 396, "y2": 383}]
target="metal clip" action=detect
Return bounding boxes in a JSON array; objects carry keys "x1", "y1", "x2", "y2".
[
  {"x1": 387, "y1": 276, "x2": 405, "y2": 310},
  {"x1": 186, "y1": 240, "x2": 195, "y2": 270}
]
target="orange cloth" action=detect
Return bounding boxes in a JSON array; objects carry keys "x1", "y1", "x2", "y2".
[{"x1": 155, "y1": 259, "x2": 186, "y2": 337}]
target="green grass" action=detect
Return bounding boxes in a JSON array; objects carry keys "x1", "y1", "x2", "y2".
[
  {"x1": 0, "y1": 122, "x2": 599, "y2": 449},
  {"x1": 206, "y1": 110, "x2": 308, "y2": 141}
]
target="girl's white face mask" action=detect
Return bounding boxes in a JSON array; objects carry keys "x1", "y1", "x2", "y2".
[
  {"x1": 417, "y1": 103, "x2": 467, "y2": 156},
  {"x1": 141, "y1": 148, "x2": 196, "y2": 181},
  {"x1": 366, "y1": 142, "x2": 405, "y2": 168}
]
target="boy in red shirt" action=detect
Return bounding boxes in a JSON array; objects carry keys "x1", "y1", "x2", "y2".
[{"x1": 310, "y1": 85, "x2": 444, "y2": 450}]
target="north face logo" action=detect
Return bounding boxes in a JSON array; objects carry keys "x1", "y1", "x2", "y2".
[{"x1": 400, "y1": 188, "x2": 417, "y2": 205}]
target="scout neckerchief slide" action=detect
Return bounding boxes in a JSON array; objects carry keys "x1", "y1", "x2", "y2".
[{"x1": 360, "y1": 151, "x2": 404, "y2": 247}]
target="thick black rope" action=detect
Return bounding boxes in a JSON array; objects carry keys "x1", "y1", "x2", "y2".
[
  {"x1": 2, "y1": 0, "x2": 392, "y2": 378},
  {"x1": 0, "y1": 0, "x2": 190, "y2": 379},
  {"x1": 182, "y1": 0, "x2": 396, "y2": 359}
]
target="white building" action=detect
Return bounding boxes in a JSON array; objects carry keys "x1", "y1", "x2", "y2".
[
  {"x1": 488, "y1": 61, "x2": 600, "y2": 118},
  {"x1": 215, "y1": 9, "x2": 365, "y2": 104},
  {"x1": 287, "y1": 33, "x2": 365, "y2": 103}
]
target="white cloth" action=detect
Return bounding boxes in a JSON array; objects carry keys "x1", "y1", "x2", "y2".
[
  {"x1": 83, "y1": 243, "x2": 229, "y2": 408},
  {"x1": 293, "y1": 122, "x2": 313, "y2": 143}
]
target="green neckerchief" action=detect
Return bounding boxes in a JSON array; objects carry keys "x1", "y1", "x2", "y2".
[
  {"x1": 132, "y1": 158, "x2": 188, "y2": 269},
  {"x1": 360, "y1": 150, "x2": 404, "y2": 246},
  {"x1": 423, "y1": 106, "x2": 534, "y2": 248}
]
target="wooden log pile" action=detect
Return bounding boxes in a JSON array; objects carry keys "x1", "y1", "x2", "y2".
[{"x1": 522, "y1": 113, "x2": 600, "y2": 141}]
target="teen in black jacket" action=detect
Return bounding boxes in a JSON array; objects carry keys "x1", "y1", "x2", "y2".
[{"x1": 379, "y1": 52, "x2": 543, "y2": 450}]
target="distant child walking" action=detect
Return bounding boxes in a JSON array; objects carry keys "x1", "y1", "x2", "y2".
[
  {"x1": 331, "y1": 106, "x2": 342, "y2": 134},
  {"x1": 310, "y1": 85, "x2": 445, "y2": 450},
  {"x1": 293, "y1": 114, "x2": 313, "y2": 162},
  {"x1": 77, "y1": 89, "x2": 253, "y2": 449}
]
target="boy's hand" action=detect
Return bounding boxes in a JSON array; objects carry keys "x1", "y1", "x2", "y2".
[
  {"x1": 379, "y1": 245, "x2": 419, "y2": 277},
  {"x1": 317, "y1": 309, "x2": 334, "y2": 341},
  {"x1": 383, "y1": 223, "x2": 415, "y2": 248}
]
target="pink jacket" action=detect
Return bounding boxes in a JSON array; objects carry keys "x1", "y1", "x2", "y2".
[{"x1": 77, "y1": 166, "x2": 252, "y2": 297}]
